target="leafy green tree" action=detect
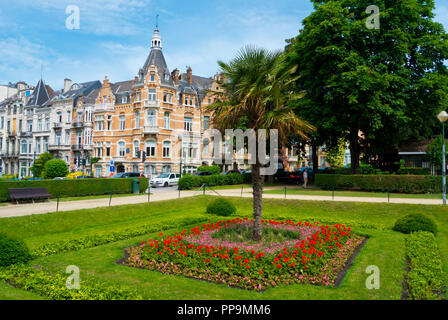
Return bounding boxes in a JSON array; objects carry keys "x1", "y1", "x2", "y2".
[
  {"x1": 209, "y1": 46, "x2": 314, "y2": 241},
  {"x1": 326, "y1": 138, "x2": 346, "y2": 167},
  {"x1": 426, "y1": 135, "x2": 447, "y2": 169},
  {"x1": 44, "y1": 159, "x2": 69, "y2": 179},
  {"x1": 287, "y1": 0, "x2": 448, "y2": 173},
  {"x1": 31, "y1": 152, "x2": 54, "y2": 178}
]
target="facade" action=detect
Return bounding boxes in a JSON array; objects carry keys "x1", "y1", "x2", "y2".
[{"x1": 91, "y1": 27, "x2": 221, "y2": 177}]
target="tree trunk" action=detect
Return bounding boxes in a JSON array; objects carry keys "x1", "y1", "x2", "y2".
[
  {"x1": 312, "y1": 143, "x2": 318, "y2": 171},
  {"x1": 252, "y1": 162, "x2": 263, "y2": 241},
  {"x1": 349, "y1": 129, "x2": 360, "y2": 174}
]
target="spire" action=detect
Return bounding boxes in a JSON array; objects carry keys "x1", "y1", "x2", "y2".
[
  {"x1": 27, "y1": 78, "x2": 50, "y2": 107},
  {"x1": 151, "y1": 15, "x2": 162, "y2": 50}
]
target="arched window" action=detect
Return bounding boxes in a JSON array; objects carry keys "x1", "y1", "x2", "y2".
[
  {"x1": 21, "y1": 139, "x2": 27, "y2": 154},
  {"x1": 203, "y1": 139, "x2": 209, "y2": 156},
  {"x1": 164, "y1": 112, "x2": 170, "y2": 129},
  {"x1": 163, "y1": 141, "x2": 171, "y2": 158},
  {"x1": 146, "y1": 140, "x2": 156, "y2": 157},
  {"x1": 146, "y1": 110, "x2": 157, "y2": 126}
]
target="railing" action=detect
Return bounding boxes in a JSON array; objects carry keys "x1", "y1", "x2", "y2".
[
  {"x1": 48, "y1": 144, "x2": 70, "y2": 151},
  {"x1": 143, "y1": 99, "x2": 159, "y2": 108},
  {"x1": 20, "y1": 131, "x2": 33, "y2": 138},
  {"x1": 52, "y1": 122, "x2": 63, "y2": 129},
  {"x1": 143, "y1": 125, "x2": 159, "y2": 134},
  {"x1": 71, "y1": 144, "x2": 83, "y2": 151},
  {"x1": 72, "y1": 122, "x2": 83, "y2": 128}
]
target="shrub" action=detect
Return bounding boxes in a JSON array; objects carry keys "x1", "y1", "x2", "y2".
[
  {"x1": 0, "y1": 178, "x2": 149, "y2": 202},
  {"x1": 315, "y1": 174, "x2": 442, "y2": 193},
  {"x1": 0, "y1": 233, "x2": 32, "y2": 267},
  {"x1": 393, "y1": 214, "x2": 437, "y2": 234},
  {"x1": 397, "y1": 167, "x2": 430, "y2": 175},
  {"x1": 44, "y1": 159, "x2": 69, "y2": 179},
  {"x1": 405, "y1": 231, "x2": 445, "y2": 299},
  {"x1": 178, "y1": 173, "x2": 243, "y2": 190},
  {"x1": 206, "y1": 198, "x2": 236, "y2": 216},
  {"x1": 197, "y1": 165, "x2": 221, "y2": 175}
]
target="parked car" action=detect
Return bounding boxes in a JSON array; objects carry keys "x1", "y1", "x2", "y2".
[
  {"x1": 195, "y1": 171, "x2": 214, "y2": 176},
  {"x1": 150, "y1": 173, "x2": 180, "y2": 187},
  {"x1": 54, "y1": 177, "x2": 69, "y2": 180},
  {"x1": 112, "y1": 172, "x2": 143, "y2": 178},
  {"x1": 222, "y1": 170, "x2": 241, "y2": 175},
  {"x1": 76, "y1": 175, "x2": 95, "y2": 179}
]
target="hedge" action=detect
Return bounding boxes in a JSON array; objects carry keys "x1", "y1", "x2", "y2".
[
  {"x1": 178, "y1": 173, "x2": 244, "y2": 190},
  {"x1": 0, "y1": 264, "x2": 142, "y2": 300},
  {"x1": 197, "y1": 165, "x2": 221, "y2": 175},
  {"x1": 314, "y1": 174, "x2": 442, "y2": 193},
  {"x1": 397, "y1": 167, "x2": 430, "y2": 175},
  {"x1": 405, "y1": 231, "x2": 445, "y2": 300},
  {"x1": 0, "y1": 178, "x2": 149, "y2": 202}
]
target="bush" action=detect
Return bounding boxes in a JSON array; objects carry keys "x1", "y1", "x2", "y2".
[
  {"x1": 44, "y1": 159, "x2": 69, "y2": 179},
  {"x1": 206, "y1": 198, "x2": 236, "y2": 216},
  {"x1": 315, "y1": 174, "x2": 442, "y2": 193},
  {"x1": 393, "y1": 214, "x2": 437, "y2": 234},
  {"x1": 0, "y1": 233, "x2": 32, "y2": 267},
  {"x1": 405, "y1": 231, "x2": 445, "y2": 299},
  {"x1": 397, "y1": 167, "x2": 430, "y2": 175},
  {"x1": 197, "y1": 165, "x2": 221, "y2": 175},
  {"x1": 178, "y1": 173, "x2": 243, "y2": 190},
  {"x1": 0, "y1": 178, "x2": 149, "y2": 202}
]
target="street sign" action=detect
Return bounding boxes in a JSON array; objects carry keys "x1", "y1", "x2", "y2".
[
  {"x1": 110, "y1": 160, "x2": 114, "y2": 166},
  {"x1": 110, "y1": 166, "x2": 115, "y2": 173}
]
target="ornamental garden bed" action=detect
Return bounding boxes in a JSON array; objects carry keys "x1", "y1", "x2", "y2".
[{"x1": 122, "y1": 217, "x2": 366, "y2": 291}]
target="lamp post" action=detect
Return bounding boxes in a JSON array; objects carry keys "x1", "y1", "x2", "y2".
[
  {"x1": 33, "y1": 151, "x2": 36, "y2": 179},
  {"x1": 437, "y1": 111, "x2": 448, "y2": 205}
]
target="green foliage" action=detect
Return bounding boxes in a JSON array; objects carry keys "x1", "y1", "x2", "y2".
[
  {"x1": 0, "y1": 265, "x2": 142, "y2": 300},
  {"x1": 315, "y1": 174, "x2": 442, "y2": 193},
  {"x1": 405, "y1": 231, "x2": 445, "y2": 300},
  {"x1": 178, "y1": 173, "x2": 243, "y2": 190},
  {"x1": 393, "y1": 214, "x2": 437, "y2": 235},
  {"x1": 206, "y1": 198, "x2": 236, "y2": 216},
  {"x1": 31, "y1": 152, "x2": 54, "y2": 178},
  {"x1": 31, "y1": 216, "x2": 209, "y2": 257},
  {"x1": 0, "y1": 178, "x2": 149, "y2": 202},
  {"x1": 0, "y1": 233, "x2": 32, "y2": 267},
  {"x1": 426, "y1": 135, "x2": 447, "y2": 170},
  {"x1": 326, "y1": 139, "x2": 346, "y2": 167},
  {"x1": 397, "y1": 167, "x2": 430, "y2": 175},
  {"x1": 44, "y1": 159, "x2": 69, "y2": 179},
  {"x1": 197, "y1": 165, "x2": 221, "y2": 174}
]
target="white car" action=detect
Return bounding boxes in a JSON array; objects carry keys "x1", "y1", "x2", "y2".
[{"x1": 150, "y1": 173, "x2": 180, "y2": 188}]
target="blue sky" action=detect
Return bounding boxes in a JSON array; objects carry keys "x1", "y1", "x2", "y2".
[{"x1": 0, "y1": 0, "x2": 447, "y2": 90}]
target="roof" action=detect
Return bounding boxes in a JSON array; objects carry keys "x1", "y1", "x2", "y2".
[
  {"x1": 138, "y1": 47, "x2": 174, "y2": 87},
  {"x1": 26, "y1": 79, "x2": 50, "y2": 107},
  {"x1": 398, "y1": 140, "x2": 432, "y2": 153},
  {"x1": 55, "y1": 80, "x2": 101, "y2": 105},
  {"x1": 111, "y1": 80, "x2": 133, "y2": 95}
]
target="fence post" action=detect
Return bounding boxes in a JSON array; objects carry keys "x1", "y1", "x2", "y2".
[
  {"x1": 284, "y1": 185, "x2": 287, "y2": 199},
  {"x1": 148, "y1": 186, "x2": 151, "y2": 203},
  {"x1": 241, "y1": 185, "x2": 243, "y2": 197},
  {"x1": 203, "y1": 184, "x2": 206, "y2": 195},
  {"x1": 109, "y1": 192, "x2": 112, "y2": 207},
  {"x1": 56, "y1": 196, "x2": 60, "y2": 212},
  {"x1": 178, "y1": 186, "x2": 181, "y2": 199},
  {"x1": 332, "y1": 186, "x2": 335, "y2": 201},
  {"x1": 388, "y1": 187, "x2": 390, "y2": 203}
]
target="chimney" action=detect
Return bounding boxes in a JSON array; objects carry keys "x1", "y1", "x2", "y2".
[
  {"x1": 171, "y1": 69, "x2": 179, "y2": 85},
  {"x1": 63, "y1": 78, "x2": 72, "y2": 93},
  {"x1": 187, "y1": 66, "x2": 193, "y2": 86}
]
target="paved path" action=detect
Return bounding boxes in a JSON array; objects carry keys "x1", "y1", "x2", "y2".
[{"x1": 0, "y1": 188, "x2": 443, "y2": 219}]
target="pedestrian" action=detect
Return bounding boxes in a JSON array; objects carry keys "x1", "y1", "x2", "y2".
[{"x1": 303, "y1": 168, "x2": 308, "y2": 188}]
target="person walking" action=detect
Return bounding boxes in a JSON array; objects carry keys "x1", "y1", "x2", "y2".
[{"x1": 303, "y1": 168, "x2": 308, "y2": 188}]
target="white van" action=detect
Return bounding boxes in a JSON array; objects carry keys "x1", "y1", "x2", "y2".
[{"x1": 150, "y1": 173, "x2": 180, "y2": 188}]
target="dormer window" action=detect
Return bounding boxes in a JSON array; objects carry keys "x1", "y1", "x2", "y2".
[
  {"x1": 122, "y1": 96, "x2": 127, "y2": 104},
  {"x1": 150, "y1": 74, "x2": 155, "y2": 82},
  {"x1": 165, "y1": 74, "x2": 169, "y2": 81}
]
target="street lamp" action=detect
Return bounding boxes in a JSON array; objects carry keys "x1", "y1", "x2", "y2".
[{"x1": 437, "y1": 111, "x2": 448, "y2": 205}]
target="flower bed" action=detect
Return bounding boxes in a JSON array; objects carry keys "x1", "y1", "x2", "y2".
[{"x1": 124, "y1": 218, "x2": 365, "y2": 291}]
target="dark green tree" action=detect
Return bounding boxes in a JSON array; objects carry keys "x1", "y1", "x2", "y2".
[
  {"x1": 30, "y1": 152, "x2": 54, "y2": 178},
  {"x1": 426, "y1": 135, "x2": 447, "y2": 170},
  {"x1": 44, "y1": 159, "x2": 69, "y2": 179},
  {"x1": 287, "y1": 0, "x2": 448, "y2": 173}
]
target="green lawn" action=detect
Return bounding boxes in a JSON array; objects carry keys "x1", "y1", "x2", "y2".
[
  {"x1": 0, "y1": 281, "x2": 46, "y2": 300},
  {"x1": 264, "y1": 187, "x2": 443, "y2": 199},
  {"x1": 58, "y1": 192, "x2": 146, "y2": 202},
  {"x1": 1, "y1": 196, "x2": 447, "y2": 300}
]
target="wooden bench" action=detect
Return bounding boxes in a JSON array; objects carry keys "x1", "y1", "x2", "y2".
[{"x1": 8, "y1": 187, "x2": 52, "y2": 204}]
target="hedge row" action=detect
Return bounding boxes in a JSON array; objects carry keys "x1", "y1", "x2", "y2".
[
  {"x1": 405, "y1": 231, "x2": 445, "y2": 300},
  {"x1": 314, "y1": 174, "x2": 442, "y2": 193},
  {"x1": 0, "y1": 178, "x2": 149, "y2": 202},
  {"x1": 0, "y1": 264, "x2": 142, "y2": 300},
  {"x1": 397, "y1": 167, "x2": 430, "y2": 175},
  {"x1": 178, "y1": 173, "x2": 251, "y2": 190},
  {"x1": 31, "y1": 216, "x2": 210, "y2": 257},
  {"x1": 318, "y1": 166, "x2": 429, "y2": 175}
]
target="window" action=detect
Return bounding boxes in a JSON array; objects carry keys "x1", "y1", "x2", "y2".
[
  {"x1": 163, "y1": 92, "x2": 167, "y2": 102},
  {"x1": 162, "y1": 165, "x2": 171, "y2": 173},
  {"x1": 203, "y1": 139, "x2": 209, "y2": 156},
  {"x1": 144, "y1": 165, "x2": 157, "y2": 176},
  {"x1": 67, "y1": 111, "x2": 71, "y2": 122},
  {"x1": 150, "y1": 74, "x2": 155, "y2": 82},
  {"x1": 119, "y1": 115, "x2": 125, "y2": 130},
  {"x1": 146, "y1": 140, "x2": 156, "y2": 157},
  {"x1": 133, "y1": 140, "x2": 140, "y2": 157},
  {"x1": 45, "y1": 118, "x2": 50, "y2": 131},
  {"x1": 18, "y1": 120, "x2": 22, "y2": 132},
  {"x1": 56, "y1": 132, "x2": 62, "y2": 145},
  {"x1": 184, "y1": 117, "x2": 193, "y2": 131},
  {"x1": 118, "y1": 141, "x2": 126, "y2": 157},
  {"x1": 21, "y1": 139, "x2": 27, "y2": 154},
  {"x1": 37, "y1": 119, "x2": 42, "y2": 131},
  {"x1": 65, "y1": 130, "x2": 70, "y2": 145},
  {"x1": 135, "y1": 111, "x2": 140, "y2": 129},
  {"x1": 107, "y1": 115, "x2": 112, "y2": 130},
  {"x1": 57, "y1": 111, "x2": 62, "y2": 123},
  {"x1": 148, "y1": 89, "x2": 156, "y2": 101},
  {"x1": 146, "y1": 110, "x2": 157, "y2": 127},
  {"x1": 36, "y1": 138, "x2": 41, "y2": 153},
  {"x1": 164, "y1": 112, "x2": 170, "y2": 129},
  {"x1": 203, "y1": 116, "x2": 210, "y2": 130},
  {"x1": 1, "y1": 117, "x2": 4, "y2": 129},
  {"x1": 163, "y1": 141, "x2": 170, "y2": 158},
  {"x1": 27, "y1": 120, "x2": 32, "y2": 132},
  {"x1": 106, "y1": 142, "x2": 111, "y2": 157},
  {"x1": 43, "y1": 137, "x2": 48, "y2": 152},
  {"x1": 95, "y1": 116, "x2": 104, "y2": 130}
]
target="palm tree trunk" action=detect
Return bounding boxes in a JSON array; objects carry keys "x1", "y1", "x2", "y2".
[{"x1": 252, "y1": 162, "x2": 263, "y2": 241}]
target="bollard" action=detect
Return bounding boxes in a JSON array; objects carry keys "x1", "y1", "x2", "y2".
[
  {"x1": 388, "y1": 187, "x2": 390, "y2": 203},
  {"x1": 148, "y1": 186, "x2": 151, "y2": 203},
  {"x1": 109, "y1": 192, "x2": 112, "y2": 207},
  {"x1": 178, "y1": 187, "x2": 181, "y2": 199},
  {"x1": 56, "y1": 196, "x2": 60, "y2": 212},
  {"x1": 203, "y1": 184, "x2": 206, "y2": 195},
  {"x1": 332, "y1": 186, "x2": 335, "y2": 201},
  {"x1": 241, "y1": 185, "x2": 243, "y2": 197},
  {"x1": 284, "y1": 186, "x2": 287, "y2": 199}
]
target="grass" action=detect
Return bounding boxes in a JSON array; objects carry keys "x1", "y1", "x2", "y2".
[
  {"x1": 264, "y1": 186, "x2": 443, "y2": 199},
  {"x1": 0, "y1": 281, "x2": 47, "y2": 300},
  {"x1": 1, "y1": 196, "x2": 447, "y2": 300},
  {"x1": 58, "y1": 193, "x2": 145, "y2": 202}
]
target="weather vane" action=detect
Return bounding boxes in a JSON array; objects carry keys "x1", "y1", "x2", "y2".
[{"x1": 156, "y1": 14, "x2": 159, "y2": 29}]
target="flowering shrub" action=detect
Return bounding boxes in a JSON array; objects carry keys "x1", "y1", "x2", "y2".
[{"x1": 124, "y1": 218, "x2": 364, "y2": 291}]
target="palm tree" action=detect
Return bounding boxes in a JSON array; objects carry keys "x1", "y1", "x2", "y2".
[{"x1": 209, "y1": 46, "x2": 315, "y2": 241}]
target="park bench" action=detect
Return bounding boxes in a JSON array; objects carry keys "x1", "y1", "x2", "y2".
[{"x1": 8, "y1": 187, "x2": 52, "y2": 204}]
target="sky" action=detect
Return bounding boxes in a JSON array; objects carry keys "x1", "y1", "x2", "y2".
[{"x1": 0, "y1": 0, "x2": 447, "y2": 90}]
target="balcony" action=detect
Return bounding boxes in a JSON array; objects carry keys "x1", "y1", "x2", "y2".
[
  {"x1": 143, "y1": 125, "x2": 159, "y2": 135},
  {"x1": 142, "y1": 99, "x2": 159, "y2": 108},
  {"x1": 48, "y1": 144, "x2": 70, "y2": 151},
  {"x1": 20, "y1": 131, "x2": 33, "y2": 138},
  {"x1": 71, "y1": 144, "x2": 83, "y2": 151},
  {"x1": 72, "y1": 122, "x2": 83, "y2": 128},
  {"x1": 3, "y1": 151, "x2": 19, "y2": 158},
  {"x1": 95, "y1": 103, "x2": 114, "y2": 111},
  {"x1": 52, "y1": 122, "x2": 63, "y2": 130}
]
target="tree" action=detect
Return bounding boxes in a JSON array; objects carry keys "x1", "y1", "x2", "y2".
[
  {"x1": 44, "y1": 159, "x2": 69, "y2": 179},
  {"x1": 287, "y1": 0, "x2": 448, "y2": 173},
  {"x1": 426, "y1": 135, "x2": 447, "y2": 170},
  {"x1": 209, "y1": 46, "x2": 314, "y2": 241},
  {"x1": 326, "y1": 137, "x2": 346, "y2": 167},
  {"x1": 31, "y1": 152, "x2": 54, "y2": 178}
]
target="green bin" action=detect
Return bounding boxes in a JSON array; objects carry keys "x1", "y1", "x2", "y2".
[{"x1": 132, "y1": 179, "x2": 140, "y2": 194}]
